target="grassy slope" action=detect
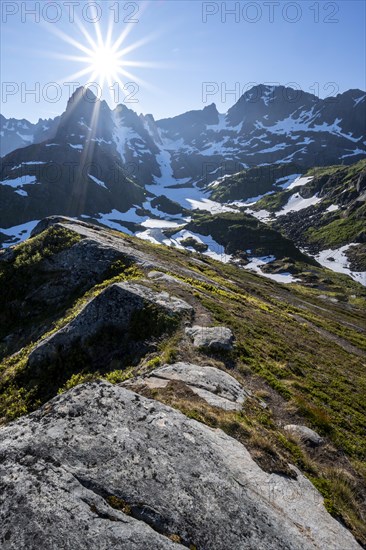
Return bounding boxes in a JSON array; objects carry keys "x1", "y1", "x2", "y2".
[
  {"x1": 210, "y1": 163, "x2": 301, "y2": 202},
  {"x1": 0, "y1": 221, "x2": 366, "y2": 543},
  {"x1": 253, "y1": 159, "x2": 366, "y2": 248},
  {"x1": 185, "y1": 211, "x2": 315, "y2": 262},
  {"x1": 304, "y1": 160, "x2": 366, "y2": 248}
]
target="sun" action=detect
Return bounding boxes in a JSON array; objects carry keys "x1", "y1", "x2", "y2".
[
  {"x1": 88, "y1": 45, "x2": 122, "y2": 84},
  {"x1": 45, "y1": 10, "x2": 160, "y2": 104}
]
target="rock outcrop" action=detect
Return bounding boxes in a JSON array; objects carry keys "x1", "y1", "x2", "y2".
[
  {"x1": 141, "y1": 362, "x2": 249, "y2": 410},
  {"x1": 0, "y1": 381, "x2": 360, "y2": 549},
  {"x1": 284, "y1": 425, "x2": 324, "y2": 447},
  {"x1": 147, "y1": 270, "x2": 184, "y2": 285},
  {"x1": 28, "y1": 283, "x2": 193, "y2": 368},
  {"x1": 185, "y1": 325, "x2": 234, "y2": 350}
]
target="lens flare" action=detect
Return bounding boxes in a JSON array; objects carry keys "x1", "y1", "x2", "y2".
[{"x1": 43, "y1": 7, "x2": 162, "y2": 103}]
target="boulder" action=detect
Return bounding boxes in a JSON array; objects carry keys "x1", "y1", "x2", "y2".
[
  {"x1": 185, "y1": 325, "x2": 234, "y2": 350},
  {"x1": 31, "y1": 216, "x2": 88, "y2": 237},
  {"x1": 0, "y1": 381, "x2": 360, "y2": 549},
  {"x1": 147, "y1": 270, "x2": 183, "y2": 285},
  {"x1": 144, "y1": 362, "x2": 250, "y2": 410},
  {"x1": 28, "y1": 283, "x2": 192, "y2": 367},
  {"x1": 284, "y1": 425, "x2": 324, "y2": 447}
]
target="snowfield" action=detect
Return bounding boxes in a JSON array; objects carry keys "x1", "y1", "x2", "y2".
[
  {"x1": 276, "y1": 192, "x2": 321, "y2": 216},
  {"x1": 243, "y1": 255, "x2": 300, "y2": 284},
  {"x1": 0, "y1": 220, "x2": 40, "y2": 245},
  {"x1": 314, "y1": 244, "x2": 366, "y2": 286}
]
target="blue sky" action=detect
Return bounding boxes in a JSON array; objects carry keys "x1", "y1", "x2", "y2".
[{"x1": 1, "y1": 0, "x2": 365, "y2": 122}]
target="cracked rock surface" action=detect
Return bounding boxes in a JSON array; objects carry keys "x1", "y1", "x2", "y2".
[
  {"x1": 0, "y1": 381, "x2": 360, "y2": 549},
  {"x1": 143, "y1": 362, "x2": 250, "y2": 410},
  {"x1": 185, "y1": 325, "x2": 234, "y2": 350}
]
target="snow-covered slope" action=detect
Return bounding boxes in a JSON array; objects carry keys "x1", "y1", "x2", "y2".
[
  {"x1": 1, "y1": 85, "x2": 365, "y2": 286},
  {"x1": 0, "y1": 114, "x2": 60, "y2": 157}
]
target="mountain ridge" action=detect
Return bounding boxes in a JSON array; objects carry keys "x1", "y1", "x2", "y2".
[
  {"x1": 0, "y1": 215, "x2": 365, "y2": 547},
  {"x1": 1, "y1": 84, "x2": 365, "y2": 286}
]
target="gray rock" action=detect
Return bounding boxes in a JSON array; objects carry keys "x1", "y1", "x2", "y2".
[
  {"x1": 185, "y1": 325, "x2": 234, "y2": 350},
  {"x1": 0, "y1": 381, "x2": 360, "y2": 549},
  {"x1": 145, "y1": 362, "x2": 250, "y2": 410},
  {"x1": 284, "y1": 425, "x2": 324, "y2": 447},
  {"x1": 147, "y1": 270, "x2": 189, "y2": 286},
  {"x1": 31, "y1": 216, "x2": 88, "y2": 237},
  {"x1": 32, "y1": 218, "x2": 163, "y2": 270},
  {"x1": 26, "y1": 238, "x2": 125, "y2": 306},
  {"x1": 28, "y1": 283, "x2": 192, "y2": 367}
]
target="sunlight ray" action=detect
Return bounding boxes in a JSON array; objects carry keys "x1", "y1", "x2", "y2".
[
  {"x1": 45, "y1": 24, "x2": 94, "y2": 57},
  {"x1": 120, "y1": 60, "x2": 168, "y2": 69},
  {"x1": 74, "y1": 17, "x2": 99, "y2": 52},
  {"x1": 56, "y1": 66, "x2": 93, "y2": 85},
  {"x1": 108, "y1": 25, "x2": 135, "y2": 54},
  {"x1": 117, "y1": 68, "x2": 159, "y2": 93},
  {"x1": 117, "y1": 34, "x2": 158, "y2": 57},
  {"x1": 45, "y1": 4, "x2": 162, "y2": 105}
]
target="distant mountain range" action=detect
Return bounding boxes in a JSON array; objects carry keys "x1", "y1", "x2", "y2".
[
  {"x1": 2, "y1": 84, "x2": 365, "y2": 173},
  {"x1": 0, "y1": 84, "x2": 365, "y2": 284}
]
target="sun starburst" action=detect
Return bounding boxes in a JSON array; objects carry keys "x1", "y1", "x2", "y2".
[{"x1": 44, "y1": 5, "x2": 161, "y2": 104}]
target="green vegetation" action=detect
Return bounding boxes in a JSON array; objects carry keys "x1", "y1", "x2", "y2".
[
  {"x1": 210, "y1": 163, "x2": 301, "y2": 202},
  {"x1": 180, "y1": 236, "x2": 208, "y2": 252},
  {"x1": 263, "y1": 159, "x2": 366, "y2": 253},
  {"x1": 58, "y1": 372, "x2": 99, "y2": 393},
  {"x1": 0, "y1": 226, "x2": 81, "y2": 344},
  {"x1": 0, "y1": 235, "x2": 144, "y2": 420},
  {"x1": 306, "y1": 216, "x2": 365, "y2": 248},
  {"x1": 0, "y1": 218, "x2": 365, "y2": 544},
  {"x1": 253, "y1": 189, "x2": 292, "y2": 212},
  {"x1": 104, "y1": 368, "x2": 134, "y2": 384},
  {"x1": 306, "y1": 159, "x2": 366, "y2": 180},
  {"x1": 186, "y1": 211, "x2": 314, "y2": 262}
]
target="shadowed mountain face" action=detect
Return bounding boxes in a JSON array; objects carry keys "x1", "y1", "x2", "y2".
[
  {"x1": 0, "y1": 88, "x2": 145, "y2": 229},
  {"x1": 1, "y1": 84, "x2": 365, "y2": 182},
  {"x1": 0, "y1": 85, "x2": 365, "y2": 285}
]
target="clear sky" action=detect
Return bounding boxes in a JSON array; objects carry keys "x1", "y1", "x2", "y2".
[{"x1": 1, "y1": 0, "x2": 365, "y2": 122}]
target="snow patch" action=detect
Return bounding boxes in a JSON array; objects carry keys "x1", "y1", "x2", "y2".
[
  {"x1": 186, "y1": 198, "x2": 237, "y2": 214},
  {"x1": 88, "y1": 174, "x2": 108, "y2": 190},
  {"x1": 0, "y1": 175, "x2": 37, "y2": 187},
  {"x1": 14, "y1": 189, "x2": 28, "y2": 197},
  {"x1": 20, "y1": 161, "x2": 46, "y2": 166},
  {"x1": 68, "y1": 144, "x2": 83, "y2": 150},
  {"x1": 315, "y1": 244, "x2": 366, "y2": 286},
  {"x1": 340, "y1": 149, "x2": 366, "y2": 159},
  {"x1": 354, "y1": 94, "x2": 366, "y2": 107},
  {"x1": 171, "y1": 229, "x2": 232, "y2": 263},
  {"x1": 280, "y1": 175, "x2": 313, "y2": 190},
  {"x1": 244, "y1": 255, "x2": 300, "y2": 284},
  {"x1": 16, "y1": 133, "x2": 33, "y2": 142},
  {"x1": 277, "y1": 193, "x2": 321, "y2": 215},
  {"x1": 0, "y1": 220, "x2": 40, "y2": 246},
  {"x1": 326, "y1": 204, "x2": 339, "y2": 213}
]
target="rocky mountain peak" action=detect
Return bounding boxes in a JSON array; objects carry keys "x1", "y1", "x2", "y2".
[{"x1": 55, "y1": 86, "x2": 114, "y2": 144}]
